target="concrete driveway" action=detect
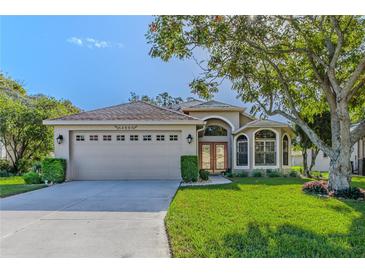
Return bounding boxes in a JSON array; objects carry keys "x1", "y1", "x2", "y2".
[{"x1": 0, "y1": 180, "x2": 180, "y2": 258}]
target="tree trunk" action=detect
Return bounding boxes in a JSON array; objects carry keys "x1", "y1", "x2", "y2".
[
  {"x1": 328, "y1": 149, "x2": 351, "y2": 191},
  {"x1": 309, "y1": 147, "x2": 320, "y2": 172},
  {"x1": 328, "y1": 101, "x2": 352, "y2": 191},
  {"x1": 302, "y1": 149, "x2": 311, "y2": 177}
]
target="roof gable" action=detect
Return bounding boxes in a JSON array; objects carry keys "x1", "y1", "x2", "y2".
[
  {"x1": 182, "y1": 100, "x2": 245, "y2": 111},
  {"x1": 233, "y1": 119, "x2": 292, "y2": 134}
]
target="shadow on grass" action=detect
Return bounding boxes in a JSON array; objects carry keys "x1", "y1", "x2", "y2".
[
  {"x1": 234, "y1": 176, "x2": 312, "y2": 185},
  {"x1": 206, "y1": 216, "x2": 365, "y2": 257}
]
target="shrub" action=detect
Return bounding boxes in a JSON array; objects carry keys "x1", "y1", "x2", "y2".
[
  {"x1": 181, "y1": 155, "x2": 198, "y2": 183},
  {"x1": 23, "y1": 171, "x2": 42, "y2": 184},
  {"x1": 333, "y1": 187, "x2": 365, "y2": 200},
  {"x1": 302, "y1": 180, "x2": 329, "y2": 195},
  {"x1": 289, "y1": 170, "x2": 298, "y2": 177},
  {"x1": 0, "y1": 170, "x2": 11, "y2": 177},
  {"x1": 251, "y1": 170, "x2": 263, "y2": 177},
  {"x1": 0, "y1": 159, "x2": 11, "y2": 172},
  {"x1": 266, "y1": 169, "x2": 282, "y2": 177},
  {"x1": 237, "y1": 171, "x2": 248, "y2": 177},
  {"x1": 225, "y1": 172, "x2": 233, "y2": 178},
  {"x1": 32, "y1": 161, "x2": 42, "y2": 174},
  {"x1": 41, "y1": 158, "x2": 67, "y2": 183},
  {"x1": 199, "y1": 169, "x2": 210, "y2": 181}
]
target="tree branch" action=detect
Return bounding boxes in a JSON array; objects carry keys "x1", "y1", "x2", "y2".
[{"x1": 343, "y1": 55, "x2": 365, "y2": 99}]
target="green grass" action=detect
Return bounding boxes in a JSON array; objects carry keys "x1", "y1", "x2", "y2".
[
  {"x1": 304, "y1": 171, "x2": 365, "y2": 188},
  {"x1": 166, "y1": 176, "x2": 365, "y2": 257},
  {"x1": 0, "y1": 176, "x2": 47, "y2": 198}
]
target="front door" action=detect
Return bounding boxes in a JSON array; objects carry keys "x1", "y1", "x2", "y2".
[{"x1": 199, "y1": 142, "x2": 227, "y2": 173}]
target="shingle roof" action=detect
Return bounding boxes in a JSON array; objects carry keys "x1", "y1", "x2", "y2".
[
  {"x1": 169, "y1": 99, "x2": 204, "y2": 111},
  {"x1": 52, "y1": 101, "x2": 199, "y2": 121},
  {"x1": 245, "y1": 119, "x2": 289, "y2": 128},
  {"x1": 233, "y1": 119, "x2": 291, "y2": 134},
  {"x1": 182, "y1": 100, "x2": 244, "y2": 110}
]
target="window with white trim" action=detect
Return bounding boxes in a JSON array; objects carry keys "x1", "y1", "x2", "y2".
[
  {"x1": 89, "y1": 135, "x2": 98, "y2": 141},
  {"x1": 282, "y1": 135, "x2": 289, "y2": 165},
  {"x1": 156, "y1": 135, "x2": 165, "y2": 141},
  {"x1": 236, "y1": 135, "x2": 248, "y2": 166},
  {"x1": 255, "y1": 130, "x2": 276, "y2": 166},
  {"x1": 76, "y1": 135, "x2": 85, "y2": 141},
  {"x1": 116, "y1": 135, "x2": 125, "y2": 141},
  {"x1": 143, "y1": 135, "x2": 152, "y2": 141},
  {"x1": 130, "y1": 135, "x2": 139, "y2": 141},
  {"x1": 103, "y1": 135, "x2": 112, "y2": 141},
  {"x1": 169, "y1": 135, "x2": 178, "y2": 141}
]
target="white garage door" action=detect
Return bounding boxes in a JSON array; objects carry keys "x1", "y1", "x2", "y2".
[{"x1": 70, "y1": 131, "x2": 182, "y2": 180}]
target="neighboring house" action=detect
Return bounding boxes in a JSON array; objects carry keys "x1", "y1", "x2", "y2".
[
  {"x1": 291, "y1": 149, "x2": 330, "y2": 172},
  {"x1": 43, "y1": 100, "x2": 293, "y2": 181},
  {"x1": 355, "y1": 138, "x2": 365, "y2": 175},
  {"x1": 291, "y1": 137, "x2": 365, "y2": 175}
]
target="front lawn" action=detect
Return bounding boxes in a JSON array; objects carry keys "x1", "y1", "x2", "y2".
[
  {"x1": 0, "y1": 176, "x2": 47, "y2": 198},
  {"x1": 166, "y1": 176, "x2": 365, "y2": 257}
]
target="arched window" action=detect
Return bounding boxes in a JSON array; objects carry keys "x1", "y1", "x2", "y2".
[
  {"x1": 255, "y1": 130, "x2": 276, "y2": 166},
  {"x1": 204, "y1": 125, "x2": 227, "y2": 136},
  {"x1": 282, "y1": 135, "x2": 289, "y2": 166},
  {"x1": 236, "y1": 135, "x2": 248, "y2": 166}
]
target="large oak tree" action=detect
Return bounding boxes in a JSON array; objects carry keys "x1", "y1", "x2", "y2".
[{"x1": 146, "y1": 16, "x2": 365, "y2": 191}]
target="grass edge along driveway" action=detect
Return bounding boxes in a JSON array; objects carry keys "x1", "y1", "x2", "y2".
[
  {"x1": 166, "y1": 176, "x2": 365, "y2": 258},
  {"x1": 0, "y1": 176, "x2": 47, "y2": 198}
]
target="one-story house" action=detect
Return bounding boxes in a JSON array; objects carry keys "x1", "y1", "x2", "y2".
[{"x1": 43, "y1": 99, "x2": 293, "y2": 181}]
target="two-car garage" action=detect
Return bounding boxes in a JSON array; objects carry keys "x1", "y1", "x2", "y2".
[{"x1": 70, "y1": 130, "x2": 183, "y2": 180}]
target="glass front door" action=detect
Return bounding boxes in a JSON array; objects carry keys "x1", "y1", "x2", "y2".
[
  {"x1": 199, "y1": 142, "x2": 227, "y2": 173},
  {"x1": 201, "y1": 144, "x2": 212, "y2": 170}
]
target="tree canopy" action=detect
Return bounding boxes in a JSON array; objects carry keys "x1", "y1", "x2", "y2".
[
  {"x1": 0, "y1": 74, "x2": 80, "y2": 173},
  {"x1": 147, "y1": 16, "x2": 365, "y2": 190},
  {"x1": 128, "y1": 91, "x2": 184, "y2": 107}
]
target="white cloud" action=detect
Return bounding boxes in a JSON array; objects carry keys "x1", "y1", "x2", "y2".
[
  {"x1": 66, "y1": 37, "x2": 123, "y2": 49},
  {"x1": 67, "y1": 37, "x2": 83, "y2": 46}
]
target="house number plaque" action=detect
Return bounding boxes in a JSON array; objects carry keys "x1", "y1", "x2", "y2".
[{"x1": 114, "y1": 125, "x2": 138, "y2": 130}]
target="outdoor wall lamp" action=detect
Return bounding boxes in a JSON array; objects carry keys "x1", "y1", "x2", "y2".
[
  {"x1": 56, "y1": 134, "x2": 64, "y2": 144},
  {"x1": 186, "y1": 134, "x2": 193, "y2": 144}
]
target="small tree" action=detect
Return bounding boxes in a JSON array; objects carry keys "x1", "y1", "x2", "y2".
[{"x1": 0, "y1": 75, "x2": 80, "y2": 173}]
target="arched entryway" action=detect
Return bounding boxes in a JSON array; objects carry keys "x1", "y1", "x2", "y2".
[{"x1": 198, "y1": 117, "x2": 233, "y2": 173}]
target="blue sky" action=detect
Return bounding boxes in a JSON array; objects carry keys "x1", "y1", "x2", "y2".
[{"x1": 0, "y1": 16, "x2": 250, "y2": 112}]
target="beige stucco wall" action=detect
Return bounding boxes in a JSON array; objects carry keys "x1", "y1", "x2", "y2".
[
  {"x1": 188, "y1": 111, "x2": 240, "y2": 131},
  {"x1": 53, "y1": 124, "x2": 198, "y2": 180},
  {"x1": 232, "y1": 127, "x2": 292, "y2": 172},
  {"x1": 188, "y1": 110, "x2": 291, "y2": 172},
  {"x1": 239, "y1": 113, "x2": 254, "y2": 127}
]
